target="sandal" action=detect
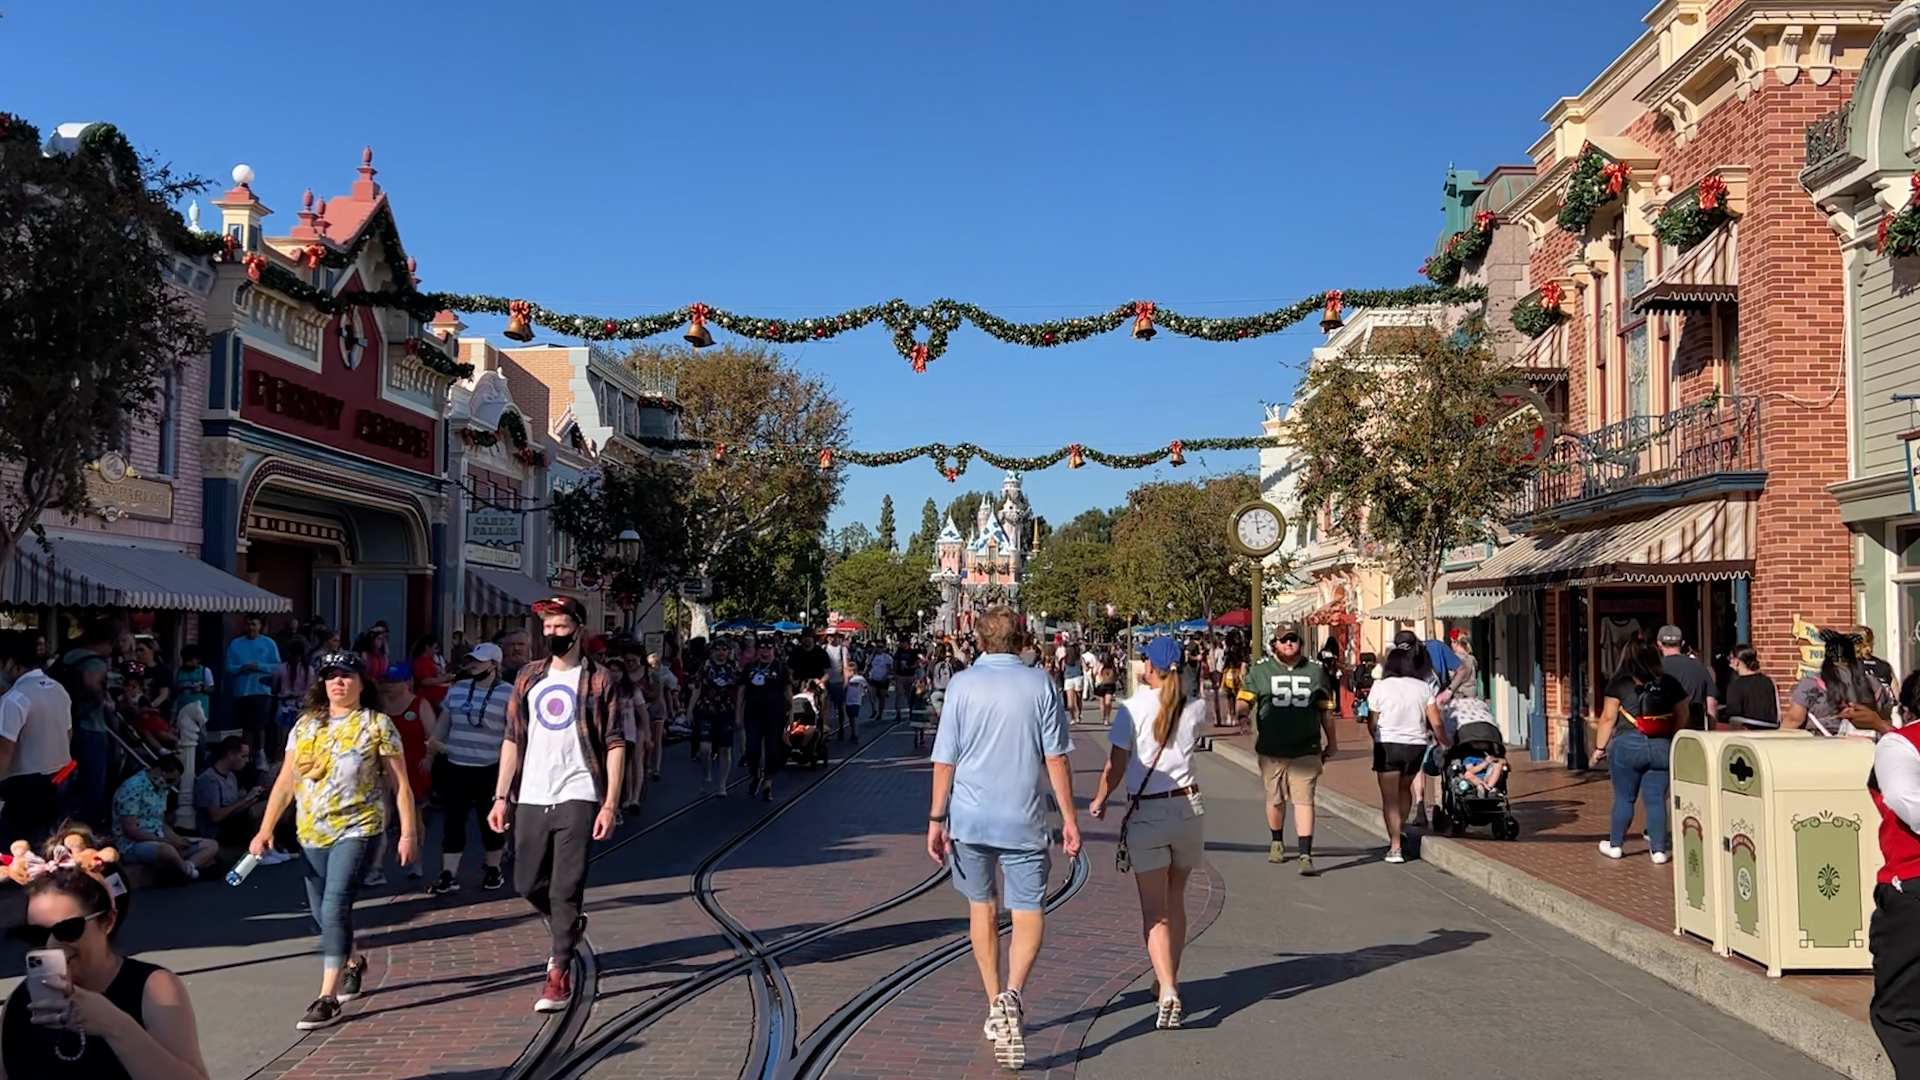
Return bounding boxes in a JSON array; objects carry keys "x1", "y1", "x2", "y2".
[{"x1": 1155, "y1": 997, "x2": 1183, "y2": 1030}]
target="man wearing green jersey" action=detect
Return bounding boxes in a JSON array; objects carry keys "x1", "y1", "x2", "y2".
[{"x1": 1245, "y1": 623, "x2": 1338, "y2": 875}]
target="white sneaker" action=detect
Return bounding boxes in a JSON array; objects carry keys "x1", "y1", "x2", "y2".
[
  {"x1": 1598, "y1": 842, "x2": 1624, "y2": 859},
  {"x1": 1384, "y1": 850, "x2": 1406, "y2": 865},
  {"x1": 1650, "y1": 851, "x2": 1671, "y2": 865},
  {"x1": 992, "y1": 990, "x2": 1025, "y2": 1070},
  {"x1": 982, "y1": 1000, "x2": 1004, "y2": 1041}
]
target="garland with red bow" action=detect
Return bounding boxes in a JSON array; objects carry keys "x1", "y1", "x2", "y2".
[
  {"x1": 1652, "y1": 174, "x2": 1734, "y2": 253},
  {"x1": 1511, "y1": 281, "x2": 1569, "y2": 339},
  {"x1": 1878, "y1": 175, "x2": 1920, "y2": 258},
  {"x1": 1422, "y1": 210, "x2": 1498, "y2": 286},
  {"x1": 661, "y1": 435, "x2": 1273, "y2": 478},
  {"x1": 1558, "y1": 144, "x2": 1628, "y2": 235}
]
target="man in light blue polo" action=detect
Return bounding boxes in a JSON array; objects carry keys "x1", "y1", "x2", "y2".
[{"x1": 927, "y1": 605, "x2": 1081, "y2": 1072}]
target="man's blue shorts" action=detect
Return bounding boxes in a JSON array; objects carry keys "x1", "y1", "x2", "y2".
[{"x1": 950, "y1": 841, "x2": 1050, "y2": 912}]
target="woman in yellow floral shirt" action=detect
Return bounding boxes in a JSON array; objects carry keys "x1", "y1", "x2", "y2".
[{"x1": 252, "y1": 651, "x2": 419, "y2": 1032}]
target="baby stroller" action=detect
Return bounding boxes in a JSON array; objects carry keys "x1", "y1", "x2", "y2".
[
  {"x1": 785, "y1": 690, "x2": 830, "y2": 769},
  {"x1": 1433, "y1": 719, "x2": 1519, "y2": 840}
]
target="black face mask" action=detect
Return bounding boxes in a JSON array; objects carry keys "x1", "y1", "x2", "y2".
[{"x1": 545, "y1": 632, "x2": 577, "y2": 657}]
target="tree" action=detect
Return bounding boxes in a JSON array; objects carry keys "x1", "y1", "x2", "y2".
[
  {"x1": 709, "y1": 527, "x2": 824, "y2": 625},
  {"x1": 943, "y1": 490, "x2": 999, "y2": 536},
  {"x1": 1289, "y1": 317, "x2": 1538, "y2": 638},
  {"x1": 549, "y1": 456, "x2": 693, "y2": 619},
  {"x1": 1054, "y1": 507, "x2": 1123, "y2": 546},
  {"x1": 0, "y1": 119, "x2": 208, "y2": 578},
  {"x1": 826, "y1": 548, "x2": 939, "y2": 637},
  {"x1": 878, "y1": 494, "x2": 897, "y2": 553},
  {"x1": 1107, "y1": 475, "x2": 1258, "y2": 623},
  {"x1": 1019, "y1": 539, "x2": 1113, "y2": 623},
  {"x1": 906, "y1": 497, "x2": 941, "y2": 559},
  {"x1": 625, "y1": 344, "x2": 848, "y2": 637}
]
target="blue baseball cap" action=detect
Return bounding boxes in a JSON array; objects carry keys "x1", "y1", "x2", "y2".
[
  {"x1": 1138, "y1": 636, "x2": 1181, "y2": 671},
  {"x1": 380, "y1": 661, "x2": 414, "y2": 683}
]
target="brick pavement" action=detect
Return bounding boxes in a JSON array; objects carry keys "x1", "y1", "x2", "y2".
[
  {"x1": 579, "y1": 970, "x2": 757, "y2": 1080},
  {"x1": 1203, "y1": 719, "x2": 1875, "y2": 1026},
  {"x1": 822, "y1": 732, "x2": 1227, "y2": 1080}
]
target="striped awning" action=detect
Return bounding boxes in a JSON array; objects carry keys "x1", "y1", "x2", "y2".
[
  {"x1": 1368, "y1": 574, "x2": 1511, "y2": 621},
  {"x1": 1513, "y1": 320, "x2": 1567, "y2": 379},
  {"x1": 6, "y1": 538, "x2": 290, "y2": 613},
  {"x1": 466, "y1": 567, "x2": 551, "y2": 618},
  {"x1": 1632, "y1": 222, "x2": 1738, "y2": 313},
  {"x1": 1272, "y1": 593, "x2": 1319, "y2": 622},
  {"x1": 1452, "y1": 498, "x2": 1754, "y2": 593}
]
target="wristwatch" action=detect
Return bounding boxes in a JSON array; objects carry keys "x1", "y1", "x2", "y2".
[{"x1": 928, "y1": 813, "x2": 948, "y2": 823}]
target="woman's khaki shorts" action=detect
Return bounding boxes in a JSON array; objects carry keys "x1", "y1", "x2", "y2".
[{"x1": 1123, "y1": 793, "x2": 1206, "y2": 872}]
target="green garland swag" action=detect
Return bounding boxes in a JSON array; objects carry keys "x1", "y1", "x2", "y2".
[
  {"x1": 498, "y1": 409, "x2": 530, "y2": 449},
  {"x1": 1422, "y1": 217, "x2": 1494, "y2": 286},
  {"x1": 1878, "y1": 178, "x2": 1920, "y2": 257},
  {"x1": 1652, "y1": 198, "x2": 1729, "y2": 254},
  {"x1": 247, "y1": 263, "x2": 473, "y2": 378},
  {"x1": 1511, "y1": 298, "x2": 1566, "y2": 339},
  {"x1": 1557, "y1": 146, "x2": 1618, "y2": 235},
  {"x1": 643, "y1": 435, "x2": 1280, "y2": 478}
]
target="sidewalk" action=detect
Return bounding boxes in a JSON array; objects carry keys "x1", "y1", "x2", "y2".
[{"x1": 1201, "y1": 717, "x2": 1887, "y2": 1080}]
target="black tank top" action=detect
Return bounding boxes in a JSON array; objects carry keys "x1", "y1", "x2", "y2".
[{"x1": 2, "y1": 956, "x2": 159, "y2": 1080}]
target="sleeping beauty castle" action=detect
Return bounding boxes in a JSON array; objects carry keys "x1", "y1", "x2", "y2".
[{"x1": 930, "y1": 472, "x2": 1037, "y2": 633}]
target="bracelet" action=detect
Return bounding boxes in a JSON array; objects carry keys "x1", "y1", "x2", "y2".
[
  {"x1": 492, "y1": 795, "x2": 509, "y2": 803},
  {"x1": 928, "y1": 813, "x2": 948, "y2": 823}
]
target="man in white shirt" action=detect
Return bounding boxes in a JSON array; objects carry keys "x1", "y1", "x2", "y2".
[
  {"x1": 824, "y1": 632, "x2": 849, "y2": 733},
  {"x1": 490, "y1": 597, "x2": 627, "y2": 1015},
  {"x1": 0, "y1": 631, "x2": 72, "y2": 847}
]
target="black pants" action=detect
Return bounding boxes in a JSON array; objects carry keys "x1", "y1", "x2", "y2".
[
  {"x1": 233, "y1": 695, "x2": 275, "y2": 757},
  {"x1": 1875, "y1": 883, "x2": 1920, "y2": 1079},
  {"x1": 742, "y1": 716, "x2": 784, "y2": 784},
  {"x1": 438, "y1": 760, "x2": 505, "y2": 855},
  {"x1": 0, "y1": 773, "x2": 59, "y2": 850},
  {"x1": 513, "y1": 800, "x2": 596, "y2": 960}
]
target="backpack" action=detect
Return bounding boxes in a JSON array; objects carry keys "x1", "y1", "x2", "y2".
[{"x1": 1623, "y1": 677, "x2": 1676, "y2": 738}]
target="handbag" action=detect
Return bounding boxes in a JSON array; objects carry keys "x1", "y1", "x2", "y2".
[{"x1": 1114, "y1": 741, "x2": 1169, "y2": 874}]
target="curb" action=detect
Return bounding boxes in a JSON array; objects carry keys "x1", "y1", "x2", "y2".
[{"x1": 1207, "y1": 739, "x2": 1892, "y2": 1080}]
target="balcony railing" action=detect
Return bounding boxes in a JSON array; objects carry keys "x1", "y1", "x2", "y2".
[
  {"x1": 1803, "y1": 102, "x2": 1853, "y2": 177},
  {"x1": 1507, "y1": 395, "x2": 1763, "y2": 519}
]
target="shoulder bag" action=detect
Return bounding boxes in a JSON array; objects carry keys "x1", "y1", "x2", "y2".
[{"x1": 1114, "y1": 739, "x2": 1169, "y2": 874}]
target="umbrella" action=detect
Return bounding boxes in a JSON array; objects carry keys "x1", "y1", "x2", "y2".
[
  {"x1": 1175, "y1": 618, "x2": 1210, "y2": 633},
  {"x1": 772, "y1": 620, "x2": 806, "y2": 634},
  {"x1": 830, "y1": 619, "x2": 865, "y2": 633},
  {"x1": 712, "y1": 618, "x2": 756, "y2": 632},
  {"x1": 1211, "y1": 609, "x2": 1250, "y2": 627}
]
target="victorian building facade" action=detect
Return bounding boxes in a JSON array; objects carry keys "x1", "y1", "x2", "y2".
[{"x1": 1454, "y1": 0, "x2": 1891, "y2": 761}]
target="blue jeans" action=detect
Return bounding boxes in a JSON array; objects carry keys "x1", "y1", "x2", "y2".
[
  {"x1": 1607, "y1": 730, "x2": 1672, "y2": 853},
  {"x1": 70, "y1": 728, "x2": 110, "y2": 828},
  {"x1": 302, "y1": 835, "x2": 373, "y2": 969}
]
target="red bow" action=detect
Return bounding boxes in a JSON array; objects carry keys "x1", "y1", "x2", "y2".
[
  {"x1": 1540, "y1": 281, "x2": 1564, "y2": 311},
  {"x1": 1909, "y1": 174, "x2": 1920, "y2": 206},
  {"x1": 1473, "y1": 210, "x2": 1496, "y2": 231},
  {"x1": 818, "y1": 448, "x2": 834, "y2": 470},
  {"x1": 1697, "y1": 175, "x2": 1727, "y2": 212},
  {"x1": 1168, "y1": 440, "x2": 1186, "y2": 467},
  {"x1": 944, "y1": 465, "x2": 958, "y2": 483},
  {"x1": 1324, "y1": 290, "x2": 1344, "y2": 318},
  {"x1": 242, "y1": 253, "x2": 267, "y2": 281},
  {"x1": 1601, "y1": 161, "x2": 1631, "y2": 196},
  {"x1": 910, "y1": 343, "x2": 929, "y2": 373},
  {"x1": 403, "y1": 337, "x2": 420, "y2": 357},
  {"x1": 689, "y1": 302, "x2": 709, "y2": 327},
  {"x1": 508, "y1": 299, "x2": 532, "y2": 319},
  {"x1": 1135, "y1": 300, "x2": 1155, "y2": 319},
  {"x1": 299, "y1": 245, "x2": 326, "y2": 268}
]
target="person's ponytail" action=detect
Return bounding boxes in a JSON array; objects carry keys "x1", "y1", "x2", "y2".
[{"x1": 1154, "y1": 662, "x2": 1186, "y2": 746}]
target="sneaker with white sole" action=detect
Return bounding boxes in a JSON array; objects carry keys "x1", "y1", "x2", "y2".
[
  {"x1": 535, "y1": 960, "x2": 572, "y2": 1013},
  {"x1": 1650, "y1": 851, "x2": 1671, "y2": 865},
  {"x1": 993, "y1": 989, "x2": 1026, "y2": 1070},
  {"x1": 982, "y1": 999, "x2": 1005, "y2": 1041},
  {"x1": 296, "y1": 995, "x2": 342, "y2": 1030},
  {"x1": 1598, "y1": 841, "x2": 1624, "y2": 859},
  {"x1": 1384, "y1": 850, "x2": 1406, "y2": 865}
]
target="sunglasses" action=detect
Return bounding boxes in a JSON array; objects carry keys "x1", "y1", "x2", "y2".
[
  {"x1": 1277, "y1": 636, "x2": 1301, "y2": 646},
  {"x1": 9, "y1": 910, "x2": 104, "y2": 949}
]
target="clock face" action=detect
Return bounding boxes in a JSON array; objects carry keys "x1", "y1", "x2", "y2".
[{"x1": 1235, "y1": 506, "x2": 1281, "y2": 553}]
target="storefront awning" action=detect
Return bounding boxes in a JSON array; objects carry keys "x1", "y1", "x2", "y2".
[
  {"x1": 1513, "y1": 320, "x2": 1568, "y2": 380},
  {"x1": 1631, "y1": 222, "x2": 1738, "y2": 314},
  {"x1": 1367, "y1": 574, "x2": 1510, "y2": 621},
  {"x1": 6, "y1": 538, "x2": 290, "y2": 613},
  {"x1": 1452, "y1": 498, "x2": 1754, "y2": 593},
  {"x1": 1272, "y1": 594, "x2": 1319, "y2": 622},
  {"x1": 466, "y1": 567, "x2": 552, "y2": 618}
]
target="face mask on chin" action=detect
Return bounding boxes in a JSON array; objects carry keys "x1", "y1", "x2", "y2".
[{"x1": 545, "y1": 632, "x2": 577, "y2": 657}]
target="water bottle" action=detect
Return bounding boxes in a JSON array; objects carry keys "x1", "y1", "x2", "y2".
[{"x1": 226, "y1": 853, "x2": 261, "y2": 887}]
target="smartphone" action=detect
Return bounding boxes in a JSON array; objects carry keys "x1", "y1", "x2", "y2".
[{"x1": 24, "y1": 949, "x2": 67, "y2": 1006}]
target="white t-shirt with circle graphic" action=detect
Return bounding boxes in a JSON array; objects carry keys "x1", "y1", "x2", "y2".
[{"x1": 518, "y1": 666, "x2": 597, "y2": 806}]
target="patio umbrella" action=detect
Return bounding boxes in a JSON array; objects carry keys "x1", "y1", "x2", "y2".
[
  {"x1": 1211, "y1": 609, "x2": 1250, "y2": 627},
  {"x1": 830, "y1": 619, "x2": 865, "y2": 633},
  {"x1": 772, "y1": 620, "x2": 805, "y2": 634},
  {"x1": 1175, "y1": 618, "x2": 1211, "y2": 633}
]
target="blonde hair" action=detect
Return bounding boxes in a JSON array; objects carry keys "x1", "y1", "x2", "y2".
[
  {"x1": 1149, "y1": 658, "x2": 1186, "y2": 746},
  {"x1": 977, "y1": 606, "x2": 1021, "y2": 654}
]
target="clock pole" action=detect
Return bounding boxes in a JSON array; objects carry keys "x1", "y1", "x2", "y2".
[{"x1": 1251, "y1": 558, "x2": 1263, "y2": 660}]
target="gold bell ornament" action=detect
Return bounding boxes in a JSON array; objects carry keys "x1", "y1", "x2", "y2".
[
  {"x1": 504, "y1": 300, "x2": 535, "y2": 342},
  {"x1": 1319, "y1": 290, "x2": 1345, "y2": 334},
  {"x1": 1168, "y1": 440, "x2": 1185, "y2": 467},
  {"x1": 1131, "y1": 300, "x2": 1156, "y2": 341},
  {"x1": 685, "y1": 303, "x2": 714, "y2": 349},
  {"x1": 1068, "y1": 445, "x2": 1085, "y2": 469}
]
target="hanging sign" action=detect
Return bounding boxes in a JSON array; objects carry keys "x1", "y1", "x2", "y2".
[{"x1": 467, "y1": 507, "x2": 523, "y2": 545}]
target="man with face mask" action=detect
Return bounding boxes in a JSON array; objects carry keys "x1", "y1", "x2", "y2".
[{"x1": 489, "y1": 598, "x2": 628, "y2": 1014}]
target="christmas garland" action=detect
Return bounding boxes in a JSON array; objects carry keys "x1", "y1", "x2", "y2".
[
  {"x1": 458, "y1": 425, "x2": 546, "y2": 466},
  {"x1": 1511, "y1": 282, "x2": 1568, "y2": 339},
  {"x1": 1652, "y1": 175, "x2": 1731, "y2": 253},
  {"x1": 1422, "y1": 211, "x2": 1496, "y2": 285},
  {"x1": 242, "y1": 260, "x2": 474, "y2": 379},
  {"x1": 1878, "y1": 175, "x2": 1920, "y2": 258},
  {"x1": 639, "y1": 435, "x2": 1279, "y2": 479},
  {"x1": 343, "y1": 285, "x2": 1484, "y2": 370},
  {"x1": 1557, "y1": 145, "x2": 1629, "y2": 235}
]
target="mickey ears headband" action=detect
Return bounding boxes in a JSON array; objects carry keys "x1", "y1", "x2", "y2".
[{"x1": 1390, "y1": 640, "x2": 1417, "y2": 652}]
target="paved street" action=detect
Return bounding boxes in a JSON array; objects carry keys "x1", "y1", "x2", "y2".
[{"x1": 0, "y1": 708, "x2": 1848, "y2": 1079}]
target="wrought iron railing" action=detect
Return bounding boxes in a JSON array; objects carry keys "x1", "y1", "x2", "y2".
[
  {"x1": 1804, "y1": 102, "x2": 1852, "y2": 175},
  {"x1": 1507, "y1": 395, "x2": 1763, "y2": 518}
]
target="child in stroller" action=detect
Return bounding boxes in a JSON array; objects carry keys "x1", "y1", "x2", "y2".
[
  {"x1": 787, "y1": 679, "x2": 830, "y2": 768},
  {"x1": 1434, "y1": 719, "x2": 1519, "y2": 840}
]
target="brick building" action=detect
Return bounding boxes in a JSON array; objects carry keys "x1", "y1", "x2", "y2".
[{"x1": 1454, "y1": 0, "x2": 1892, "y2": 760}]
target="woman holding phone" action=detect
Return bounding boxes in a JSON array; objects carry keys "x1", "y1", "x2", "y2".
[{"x1": 1, "y1": 861, "x2": 208, "y2": 1078}]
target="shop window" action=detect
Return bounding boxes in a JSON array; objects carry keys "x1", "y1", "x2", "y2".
[
  {"x1": 156, "y1": 370, "x2": 178, "y2": 477},
  {"x1": 1900, "y1": 525, "x2": 1920, "y2": 571},
  {"x1": 1901, "y1": 583, "x2": 1920, "y2": 678}
]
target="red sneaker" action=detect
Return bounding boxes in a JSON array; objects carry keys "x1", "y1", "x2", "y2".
[{"x1": 535, "y1": 961, "x2": 572, "y2": 1013}]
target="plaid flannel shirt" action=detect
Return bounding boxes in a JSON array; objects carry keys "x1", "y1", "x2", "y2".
[{"x1": 503, "y1": 653, "x2": 628, "y2": 804}]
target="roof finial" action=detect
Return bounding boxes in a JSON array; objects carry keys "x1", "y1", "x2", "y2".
[
  {"x1": 363, "y1": 146, "x2": 373, "y2": 167},
  {"x1": 352, "y1": 146, "x2": 381, "y2": 200},
  {"x1": 303, "y1": 188, "x2": 314, "y2": 211}
]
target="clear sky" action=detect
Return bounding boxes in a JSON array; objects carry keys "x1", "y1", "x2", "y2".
[{"x1": 2, "y1": 1, "x2": 1648, "y2": 533}]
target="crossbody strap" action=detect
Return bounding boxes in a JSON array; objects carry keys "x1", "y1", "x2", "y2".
[{"x1": 1118, "y1": 740, "x2": 1170, "y2": 835}]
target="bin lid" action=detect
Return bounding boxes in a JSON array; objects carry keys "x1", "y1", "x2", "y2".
[{"x1": 1719, "y1": 734, "x2": 1875, "y2": 793}]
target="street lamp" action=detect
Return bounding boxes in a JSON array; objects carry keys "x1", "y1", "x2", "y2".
[{"x1": 614, "y1": 528, "x2": 641, "y2": 562}]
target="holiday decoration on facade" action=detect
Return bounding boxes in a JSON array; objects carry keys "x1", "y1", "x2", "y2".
[
  {"x1": 1319, "y1": 291, "x2": 1345, "y2": 333},
  {"x1": 625, "y1": 435, "x2": 1277, "y2": 478},
  {"x1": 1653, "y1": 175, "x2": 1734, "y2": 253},
  {"x1": 1877, "y1": 175, "x2": 1920, "y2": 258},
  {"x1": 1421, "y1": 210, "x2": 1497, "y2": 286},
  {"x1": 1131, "y1": 300, "x2": 1157, "y2": 340},
  {"x1": 504, "y1": 300, "x2": 534, "y2": 342},
  {"x1": 1557, "y1": 144, "x2": 1622, "y2": 235},
  {"x1": 1511, "y1": 281, "x2": 1569, "y2": 339}
]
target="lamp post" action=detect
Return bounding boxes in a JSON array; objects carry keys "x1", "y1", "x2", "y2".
[{"x1": 612, "y1": 529, "x2": 642, "y2": 634}]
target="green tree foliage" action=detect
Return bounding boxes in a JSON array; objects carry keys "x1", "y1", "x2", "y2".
[
  {"x1": 1289, "y1": 318, "x2": 1539, "y2": 637},
  {"x1": 1053, "y1": 507, "x2": 1122, "y2": 546},
  {"x1": 0, "y1": 119, "x2": 208, "y2": 573},
  {"x1": 1107, "y1": 475, "x2": 1258, "y2": 622},
  {"x1": 624, "y1": 344, "x2": 848, "y2": 635},
  {"x1": 1019, "y1": 539, "x2": 1113, "y2": 624},
  {"x1": 549, "y1": 457, "x2": 692, "y2": 606},
  {"x1": 826, "y1": 548, "x2": 938, "y2": 637},
  {"x1": 943, "y1": 491, "x2": 999, "y2": 535},
  {"x1": 878, "y1": 494, "x2": 897, "y2": 552},
  {"x1": 709, "y1": 528, "x2": 824, "y2": 624},
  {"x1": 906, "y1": 497, "x2": 941, "y2": 559}
]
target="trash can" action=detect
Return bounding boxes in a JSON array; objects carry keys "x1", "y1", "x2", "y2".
[
  {"x1": 1671, "y1": 730, "x2": 1807, "y2": 951},
  {"x1": 1717, "y1": 735, "x2": 1880, "y2": 976}
]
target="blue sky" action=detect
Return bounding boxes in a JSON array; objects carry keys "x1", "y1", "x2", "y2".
[{"x1": 3, "y1": 1, "x2": 1647, "y2": 532}]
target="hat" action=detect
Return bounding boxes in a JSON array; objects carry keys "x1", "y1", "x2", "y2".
[
  {"x1": 1271, "y1": 622, "x2": 1304, "y2": 643},
  {"x1": 533, "y1": 596, "x2": 587, "y2": 622},
  {"x1": 466, "y1": 643, "x2": 503, "y2": 666},
  {"x1": 314, "y1": 651, "x2": 366, "y2": 678},
  {"x1": 1139, "y1": 636, "x2": 1182, "y2": 671},
  {"x1": 1656, "y1": 624, "x2": 1684, "y2": 647},
  {"x1": 380, "y1": 661, "x2": 414, "y2": 683}
]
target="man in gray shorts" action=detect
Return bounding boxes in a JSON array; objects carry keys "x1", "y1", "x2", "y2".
[{"x1": 927, "y1": 605, "x2": 1081, "y2": 1071}]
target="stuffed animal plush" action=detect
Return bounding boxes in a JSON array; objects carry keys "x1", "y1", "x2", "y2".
[{"x1": 1, "y1": 834, "x2": 119, "y2": 885}]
